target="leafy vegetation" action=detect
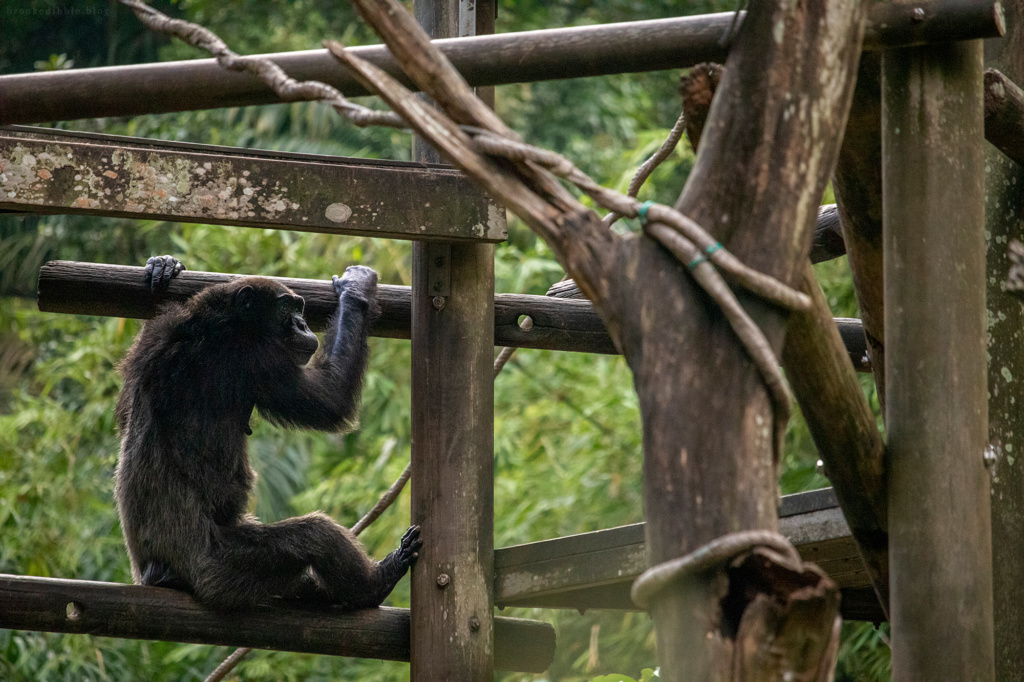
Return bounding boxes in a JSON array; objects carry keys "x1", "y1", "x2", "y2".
[{"x1": 0, "y1": 1, "x2": 889, "y2": 680}]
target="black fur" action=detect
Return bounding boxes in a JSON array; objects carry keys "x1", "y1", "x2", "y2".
[{"x1": 114, "y1": 256, "x2": 421, "y2": 611}]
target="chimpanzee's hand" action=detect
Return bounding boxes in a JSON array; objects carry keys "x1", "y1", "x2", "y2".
[
  {"x1": 332, "y1": 265, "x2": 378, "y2": 307},
  {"x1": 395, "y1": 525, "x2": 423, "y2": 568},
  {"x1": 144, "y1": 256, "x2": 185, "y2": 292}
]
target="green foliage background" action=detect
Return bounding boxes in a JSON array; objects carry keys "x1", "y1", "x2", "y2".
[{"x1": 0, "y1": 1, "x2": 889, "y2": 680}]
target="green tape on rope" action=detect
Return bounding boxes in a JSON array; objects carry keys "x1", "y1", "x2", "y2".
[
  {"x1": 637, "y1": 200, "x2": 655, "y2": 225},
  {"x1": 688, "y1": 255, "x2": 707, "y2": 270},
  {"x1": 705, "y1": 242, "x2": 723, "y2": 256}
]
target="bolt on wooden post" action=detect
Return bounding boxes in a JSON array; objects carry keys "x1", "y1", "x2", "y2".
[
  {"x1": 409, "y1": 1, "x2": 497, "y2": 680},
  {"x1": 882, "y1": 38, "x2": 995, "y2": 681}
]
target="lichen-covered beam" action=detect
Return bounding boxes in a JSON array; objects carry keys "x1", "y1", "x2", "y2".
[
  {"x1": 493, "y1": 489, "x2": 885, "y2": 622},
  {"x1": 0, "y1": 127, "x2": 506, "y2": 243}
]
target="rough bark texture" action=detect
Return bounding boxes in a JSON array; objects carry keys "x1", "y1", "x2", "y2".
[
  {"x1": 883, "y1": 40, "x2": 994, "y2": 681},
  {"x1": 624, "y1": 2, "x2": 867, "y2": 678},
  {"x1": 833, "y1": 52, "x2": 887, "y2": 410},
  {"x1": 680, "y1": 61, "x2": 888, "y2": 620},
  {"x1": 983, "y1": 4, "x2": 1024, "y2": 676}
]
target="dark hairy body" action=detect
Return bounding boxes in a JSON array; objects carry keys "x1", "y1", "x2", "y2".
[{"x1": 114, "y1": 256, "x2": 420, "y2": 611}]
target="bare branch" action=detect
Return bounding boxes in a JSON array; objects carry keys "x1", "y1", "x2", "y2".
[{"x1": 121, "y1": 0, "x2": 404, "y2": 129}]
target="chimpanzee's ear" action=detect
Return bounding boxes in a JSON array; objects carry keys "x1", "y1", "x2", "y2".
[{"x1": 233, "y1": 285, "x2": 255, "y2": 310}]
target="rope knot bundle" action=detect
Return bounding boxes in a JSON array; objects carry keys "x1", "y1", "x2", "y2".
[{"x1": 631, "y1": 530, "x2": 798, "y2": 609}]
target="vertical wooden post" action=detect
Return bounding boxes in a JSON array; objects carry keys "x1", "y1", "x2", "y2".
[
  {"x1": 981, "y1": 5, "x2": 1024, "y2": 675},
  {"x1": 882, "y1": 40, "x2": 994, "y2": 680},
  {"x1": 410, "y1": 2, "x2": 496, "y2": 680}
]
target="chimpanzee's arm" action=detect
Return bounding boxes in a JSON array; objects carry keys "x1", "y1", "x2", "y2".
[{"x1": 257, "y1": 266, "x2": 378, "y2": 431}]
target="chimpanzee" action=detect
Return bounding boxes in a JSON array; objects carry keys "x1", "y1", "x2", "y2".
[{"x1": 114, "y1": 255, "x2": 420, "y2": 611}]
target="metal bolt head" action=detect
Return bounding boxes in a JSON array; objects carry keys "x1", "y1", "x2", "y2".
[
  {"x1": 984, "y1": 444, "x2": 999, "y2": 469},
  {"x1": 437, "y1": 573, "x2": 450, "y2": 587},
  {"x1": 912, "y1": 6, "x2": 926, "y2": 21},
  {"x1": 432, "y1": 296, "x2": 446, "y2": 311},
  {"x1": 469, "y1": 616, "x2": 481, "y2": 632}
]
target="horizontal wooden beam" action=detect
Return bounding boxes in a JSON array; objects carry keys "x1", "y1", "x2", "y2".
[
  {"x1": 0, "y1": 574, "x2": 555, "y2": 673},
  {"x1": 0, "y1": 127, "x2": 505, "y2": 243},
  {"x1": 494, "y1": 488, "x2": 885, "y2": 623},
  {"x1": 37, "y1": 261, "x2": 868, "y2": 364},
  {"x1": 0, "y1": 2, "x2": 1004, "y2": 125}
]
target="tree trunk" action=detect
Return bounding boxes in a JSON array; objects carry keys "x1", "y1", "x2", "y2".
[{"x1": 621, "y1": 2, "x2": 867, "y2": 678}]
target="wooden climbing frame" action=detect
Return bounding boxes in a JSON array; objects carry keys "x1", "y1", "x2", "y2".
[{"x1": 1, "y1": 0, "x2": 1021, "y2": 679}]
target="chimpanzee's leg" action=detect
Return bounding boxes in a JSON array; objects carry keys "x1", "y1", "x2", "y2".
[{"x1": 190, "y1": 514, "x2": 420, "y2": 611}]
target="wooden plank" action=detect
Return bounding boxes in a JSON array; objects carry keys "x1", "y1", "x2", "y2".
[
  {"x1": 36, "y1": 260, "x2": 869, "y2": 363},
  {"x1": 0, "y1": 574, "x2": 554, "y2": 673},
  {"x1": 883, "y1": 39, "x2": 994, "y2": 680},
  {"x1": 0, "y1": 3, "x2": 1003, "y2": 126},
  {"x1": 493, "y1": 489, "x2": 884, "y2": 622},
  {"x1": 0, "y1": 126, "x2": 504, "y2": 243}
]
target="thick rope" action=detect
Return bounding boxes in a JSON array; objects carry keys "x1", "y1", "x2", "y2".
[
  {"x1": 494, "y1": 112, "x2": 688, "y2": 378},
  {"x1": 352, "y1": 462, "x2": 412, "y2": 536},
  {"x1": 602, "y1": 110, "x2": 687, "y2": 229},
  {"x1": 121, "y1": 0, "x2": 404, "y2": 130},
  {"x1": 204, "y1": 646, "x2": 253, "y2": 682},
  {"x1": 630, "y1": 530, "x2": 799, "y2": 610}
]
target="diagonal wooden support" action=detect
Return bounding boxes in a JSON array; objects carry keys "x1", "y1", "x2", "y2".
[
  {"x1": 984, "y1": 68, "x2": 1024, "y2": 167},
  {"x1": 782, "y1": 264, "x2": 888, "y2": 615},
  {"x1": 494, "y1": 488, "x2": 886, "y2": 623}
]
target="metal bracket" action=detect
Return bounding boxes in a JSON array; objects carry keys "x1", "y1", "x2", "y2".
[
  {"x1": 459, "y1": 0, "x2": 477, "y2": 38},
  {"x1": 427, "y1": 242, "x2": 452, "y2": 298}
]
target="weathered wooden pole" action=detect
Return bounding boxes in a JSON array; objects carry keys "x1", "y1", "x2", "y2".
[
  {"x1": 882, "y1": 39, "x2": 994, "y2": 680},
  {"x1": 643, "y1": 1, "x2": 865, "y2": 678},
  {"x1": 982, "y1": 4, "x2": 1024, "y2": 676},
  {"x1": 0, "y1": 2, "x2": 1003, "y2": 126},
  {"x1": 409, "y1": 1, "x2": 496, "y2": 680}
]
